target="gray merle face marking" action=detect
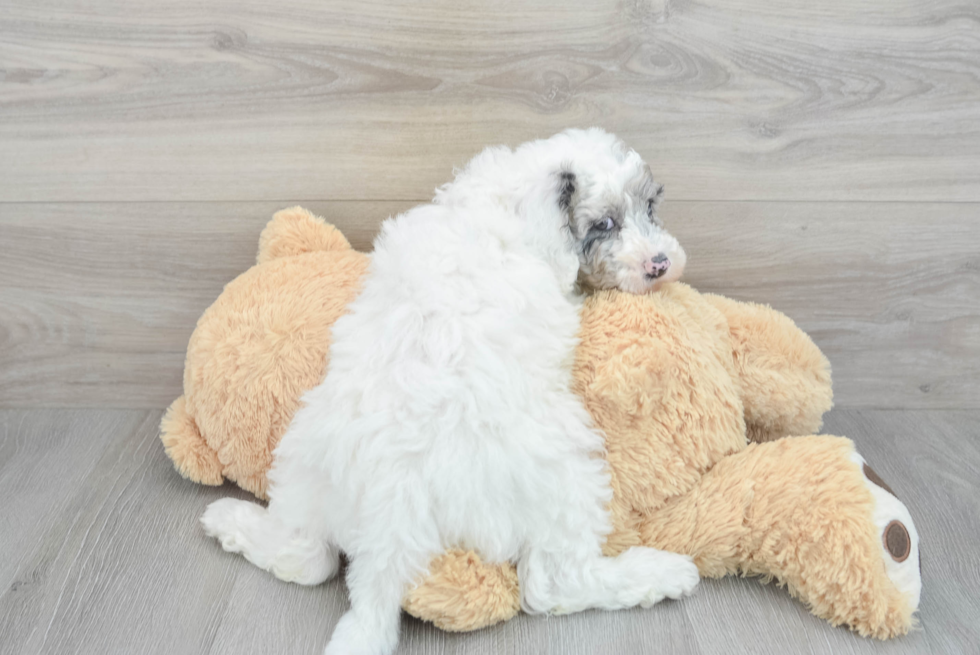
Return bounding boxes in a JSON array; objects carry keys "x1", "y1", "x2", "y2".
[{"x1": 557, "y1": 164, "x2": 685, "y2": 294}]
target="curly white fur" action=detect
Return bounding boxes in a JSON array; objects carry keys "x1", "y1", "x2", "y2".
[{"x1": 201, "y1": 128, "x2": 698, "y2": 655}]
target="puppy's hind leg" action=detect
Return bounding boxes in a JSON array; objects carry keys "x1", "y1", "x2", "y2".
[
  {"x1": 519, "y1": 441, "x2": 699, "y2": 615},
  {"x1": 323, "y1": 477, "x2": 438, "y2": 655},
  {"x1": 323, "y1": 550, "x2": 407, "y2": 655},
  {"x1": 201, "y1": 498, "x2": 339, "y2": 586},
  {"x1": 520, "y1": 544, "x2": 699, "y2": 615}
]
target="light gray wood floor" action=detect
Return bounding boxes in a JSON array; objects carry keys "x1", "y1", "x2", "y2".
[
  {"x1": 1, "y1": 408, "x2": 978, "y2": 655},
  {"x1": 2, "y1": 0, "x2": 979, "y2": 653}
]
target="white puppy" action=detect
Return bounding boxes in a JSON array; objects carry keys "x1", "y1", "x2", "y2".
[{"x1": 202, "y1": 128, "x2": 695, "y2": 655}]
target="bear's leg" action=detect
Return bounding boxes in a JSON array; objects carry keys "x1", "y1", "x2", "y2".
[
  {"x1": 847, "y1": 450, "x2": 921, "y2": 611},
  {"x1": 639, "y1": 435, "x2": 919, "y2": 638},
  {"x1": 201, "y1": 498, "x2": 340, "y2": 586},
  {"x1": 160, "y1": 396, "x2": 223, "y2": 486},
  {"x1": 703, "y1": 293, "x2": 833, "y2": 442}
]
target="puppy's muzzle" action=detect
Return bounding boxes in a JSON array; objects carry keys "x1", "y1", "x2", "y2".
[{"x1": 644, "y1": 253, "x2": 671, "y2": 280}]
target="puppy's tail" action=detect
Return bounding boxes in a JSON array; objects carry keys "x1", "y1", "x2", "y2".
[{"x1": 201, "y1": 498, "x2": 339, "y2": 586}]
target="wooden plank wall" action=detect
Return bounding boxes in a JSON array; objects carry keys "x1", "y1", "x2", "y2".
[{"x1": 1, "y1": 0, "x2": 979, "y2": 409}]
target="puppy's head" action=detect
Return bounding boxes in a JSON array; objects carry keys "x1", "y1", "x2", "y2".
[
  {"x1": 557, "y1": 144, "x2": 685, "y2": 294},
  {"x1": 444, "y1": 128, "x2": 684, "y2": 295}
]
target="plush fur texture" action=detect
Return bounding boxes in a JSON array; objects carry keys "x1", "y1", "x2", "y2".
[
  {"x1": 198, "y1": 130, "x2": 700, "y2": 655},
  {"x1": 401, "y1": 549, "x2": 521, "y2": 632},
  {"x1": 163, "y1": 207, "x2": 922, "y2": 642},
  {"x1": 407, "y1": 288, "x2": 917, "y2": 639},
  {"x1": 162, "y1": 208, "x2": 368, "y2": 498}
]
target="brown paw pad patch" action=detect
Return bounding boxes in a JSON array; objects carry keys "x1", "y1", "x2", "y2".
[
  {"x1": 884, "y1": 520, "x2": 911, "y2": 562},
  {"x1": 863, "y1": 463, "x2": 897, "y2": 497}
]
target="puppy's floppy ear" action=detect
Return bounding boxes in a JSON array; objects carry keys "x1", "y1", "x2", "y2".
[
  {"x1": 557, "y1": 169, "x2": 576, "y2": 213},
  {"x1": 650, "y1": 183, "x2": 665, "y2": 213},
  {"x1": 514, "y1": 165, "x2": 580, "y2": 296}
]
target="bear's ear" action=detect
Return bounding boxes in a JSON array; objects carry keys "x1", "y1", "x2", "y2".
[{"x1": 257, "y1": 207, "x2": 351, "y2": 264}]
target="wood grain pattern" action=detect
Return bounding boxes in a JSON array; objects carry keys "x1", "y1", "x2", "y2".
[
  {"x1": 2, "y1": 201, "x2": 977, "y2": 409},
  {"x1": 2, "y1": 1, "x2": 977, "y2": 652},
  {"x1": 1, "y1": 0, "x2": 979, "y2": 202},
  {"x1": 1, "y1": 408, "x2": 977, "y2": 654}
]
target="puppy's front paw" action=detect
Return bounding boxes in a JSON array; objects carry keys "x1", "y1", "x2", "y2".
[
  {"x1": 647, "y1": 550, "x2": 700, "y2": 604},
  {"x1": 618, "y1": 547, "x2": 699, "y2": 608}
]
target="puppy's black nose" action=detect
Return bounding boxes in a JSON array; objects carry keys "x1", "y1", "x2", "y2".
[{"x1": 644, "y1": 253, "x2": 671, "y2": 279}]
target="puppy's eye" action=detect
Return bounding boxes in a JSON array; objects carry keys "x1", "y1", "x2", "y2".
[{"x1": 594, "y1": 216, "x2": 615, "y2": 231}]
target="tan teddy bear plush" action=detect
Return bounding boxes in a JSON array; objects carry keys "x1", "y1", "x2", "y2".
[{"x1": 162, "y1": 207, "x2": 921, "y2": 639}]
